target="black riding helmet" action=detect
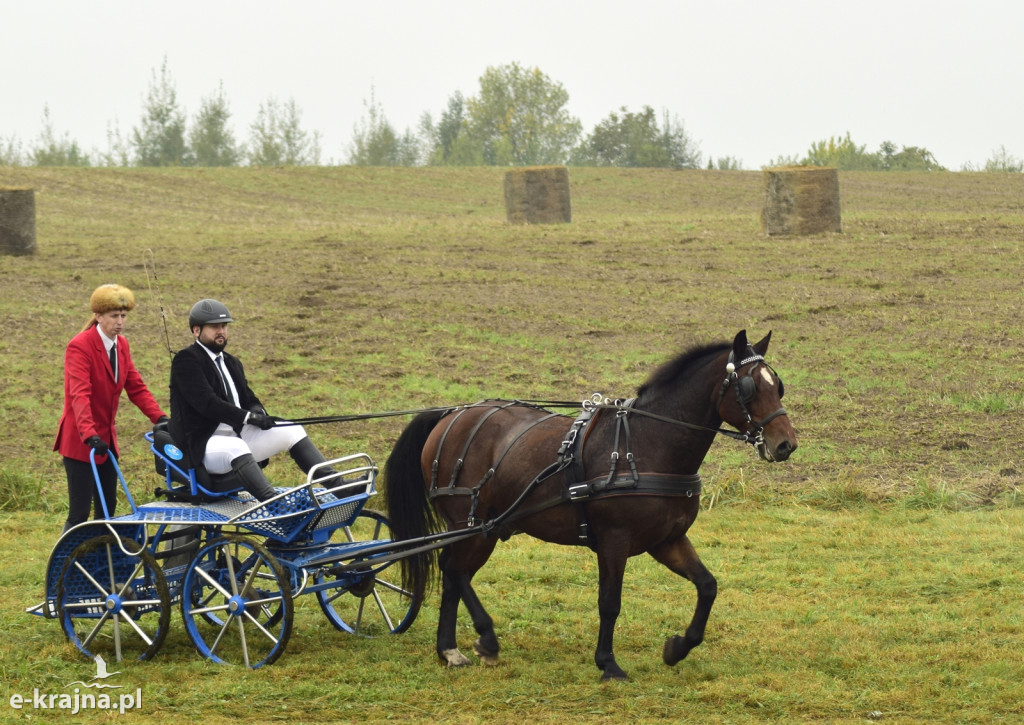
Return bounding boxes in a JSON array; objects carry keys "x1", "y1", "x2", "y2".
[{"x1": 188, "y1": 298, "x2": 234, "y2": 330}]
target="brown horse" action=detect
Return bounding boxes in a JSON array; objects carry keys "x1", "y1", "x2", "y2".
[{"x1": 383, "y1": 330, "x2": 797, "y2": 680}]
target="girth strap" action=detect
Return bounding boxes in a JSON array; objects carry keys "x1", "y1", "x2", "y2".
[
  {"x1": 569, "y1": 472, "x2": 702, "y2": 500},
  {"x1": 493, "y1": 470, "x2": 703, "y2": 548}
]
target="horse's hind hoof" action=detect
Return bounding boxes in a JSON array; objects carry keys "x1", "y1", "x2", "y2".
[
  {"x1": 440, "y1": 648, "x2": 473, "y2": 668},
  {"x1": 663, "y1": 634, "x2": 694, "y2": 666},
  {"x1": 473, "y1": 638, "x2": 500, "y2": 666}
]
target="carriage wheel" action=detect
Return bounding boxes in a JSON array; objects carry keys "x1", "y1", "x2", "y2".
[
  {"x1": 56, "y1": 535, "x2": 171, "y2": 662},
  {"x1": 183, "y1": 534, "x2": 285, "y2": 630},
  {"x1": 315, "y1": 509, "x2": 421, "y2": 636},
  {"x1": 180, "y1": 534, "x2": 293, "y2": 668}
]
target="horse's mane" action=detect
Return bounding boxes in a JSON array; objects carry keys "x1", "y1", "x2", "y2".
[{"x1": 635, "y1": 342, "x2": 729, "y2": 401}]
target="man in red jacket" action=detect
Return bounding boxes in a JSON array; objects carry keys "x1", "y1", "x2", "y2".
[{"x1": 54, "y1": 284, "x2": 167, "y2": 531}]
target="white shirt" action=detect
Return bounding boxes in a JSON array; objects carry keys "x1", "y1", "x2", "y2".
[
  {"x1": 195, "y1": 342, "x2": 248, "y2": 433},
  {"x1": 97, "y1": 326, "x2": 117, "y2": 381}
]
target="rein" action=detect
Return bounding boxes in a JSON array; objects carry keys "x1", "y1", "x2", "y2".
[
  {"x1": 277, "y1": 396, "x2": 763, "y2": 444},
  {"x1": 277, "y1": 406, "x2": 459, "y2": 426}
]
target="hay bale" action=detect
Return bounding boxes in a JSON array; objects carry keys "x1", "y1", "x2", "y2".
[
  {"x1": 504, "y1": 166, "x2": 572, "y2": 224},
  {"x1": 760, "y1": 166, "x2": 841, "y2": 235},
  {"x1": 0, "y1": 187, "x2": 37, "y2": 255}
]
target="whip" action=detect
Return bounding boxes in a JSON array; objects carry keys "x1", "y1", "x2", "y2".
[{"x1": 143, "y1": 249, "x2": 174, "y2": 362}]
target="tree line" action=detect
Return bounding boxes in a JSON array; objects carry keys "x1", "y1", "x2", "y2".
[{"x1": 2, "y1": 60, "x2": 1021, "y2": 173}]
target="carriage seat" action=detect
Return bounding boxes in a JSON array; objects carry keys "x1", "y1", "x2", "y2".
[{"x1": 149, "y1": 423, "x2": 247, "y2": 501}]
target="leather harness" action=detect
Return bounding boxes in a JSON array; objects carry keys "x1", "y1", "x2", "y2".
[{"x1": 426, "y1": 400, "x2": 703, "y2": 547}]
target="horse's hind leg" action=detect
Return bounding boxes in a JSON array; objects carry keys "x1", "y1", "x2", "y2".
[
  {"x1": 435, "y1": 544, "x2": 501, "y2": 668},
  {"x1": 462, "y1": 579, "x2": 500, "y2": 665},
  {"x1": 436, "y1": 568, "x2": 472, "y2": 667},
  {"x1": 650, "y1": 534, "x2": 717, "y2": 666}
]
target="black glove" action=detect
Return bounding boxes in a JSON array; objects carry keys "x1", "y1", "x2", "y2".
[
  {"x1": 85, "y1": 436, "x2": 108, "y2": 455},
  {"x1": 157, "y1": 415, "x2": 170, "y2": 424},
  {"x1": 248, "y1": 412, "x2": 275, "y2": 430}
]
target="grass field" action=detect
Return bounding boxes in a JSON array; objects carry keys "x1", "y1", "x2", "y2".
[{"x1": 1, "y1": 166, "x2": 1022, "y2": 723}]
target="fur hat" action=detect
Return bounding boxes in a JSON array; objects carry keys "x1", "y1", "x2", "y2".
[{"x1": 90, "y1": 284, "x2": 136, "y2": 314}]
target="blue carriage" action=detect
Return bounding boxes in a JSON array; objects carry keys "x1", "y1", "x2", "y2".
[{"x1": 33, "y1": 425, "x2": 421, "y2": 668}]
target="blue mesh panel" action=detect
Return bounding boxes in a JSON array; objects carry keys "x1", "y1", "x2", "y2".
[
  {"x1": 57, "y1": 538, "x2": 162, "y2": 618},
  {"x1": 313, "y1": 499, "x2": 365, "y2": 530}
]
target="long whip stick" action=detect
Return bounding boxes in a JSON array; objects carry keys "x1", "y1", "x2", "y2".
[{"x1": 143, "y1": 249, "x2": 174, "y2": 362}]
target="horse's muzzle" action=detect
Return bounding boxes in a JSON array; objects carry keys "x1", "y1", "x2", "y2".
[{"x1": 759, "y1": 437, "x2": 796, "y2": 462}]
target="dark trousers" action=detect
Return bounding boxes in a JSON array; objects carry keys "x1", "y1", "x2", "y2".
[{"x1": 63, "y1": 456, "x2": 118, "y2": 532}]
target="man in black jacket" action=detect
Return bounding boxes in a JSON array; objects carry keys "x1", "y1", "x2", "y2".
[{"x1": 168, "y1": 298, "x2": 334, "y2": 500}]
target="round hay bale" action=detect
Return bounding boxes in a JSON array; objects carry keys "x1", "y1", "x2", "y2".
[
  {"x1": 760, "y1": 166, "x2": 841, "y2": 236},
  {"x1": 0, "y1": 187, "x2": 37, "y2": 255},
  {"x1": 503, "y1": 166, "x2": 572, "y2": 225}
]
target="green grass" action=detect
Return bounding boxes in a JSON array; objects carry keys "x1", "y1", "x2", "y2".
[
  {"x1": 1, "y1": 166, "x2": 1023, "y2": 722},
  {"x1": 4, "y1": 506, "x2": 1023, "y2": 723}
]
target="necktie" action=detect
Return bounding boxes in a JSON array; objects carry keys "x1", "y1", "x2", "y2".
[
  {"x1": 109, "y1": 343, "x2": 117, "y2": 381},
  {"x1": 215, "y1": 355, "x2": 236, "y2": 405}
]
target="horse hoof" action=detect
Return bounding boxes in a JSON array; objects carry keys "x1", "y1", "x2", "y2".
[
  {"x1": 440, "y1": 648, "x2": 473, "y2": 668},
  {"x1": 473, "y1": 639, "x2": 500, "y2": 666},
  {"x1": 600, "y1": 668, "x2": 628, "y2": 682},
  {"x1": 663, "y1": 634, "x2": 693, "y2": 666}
]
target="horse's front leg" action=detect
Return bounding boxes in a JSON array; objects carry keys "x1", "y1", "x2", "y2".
[
  {"x1": 650, "y1": 534, "x2": 718, "y2": 666},
  {"x1": 594, "y1": 550, "x2": 629, "y2": 681}
]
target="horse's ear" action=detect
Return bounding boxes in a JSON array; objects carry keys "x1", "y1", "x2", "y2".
[
  {"x1": 751, "y1": 330, "x2": 773, "y2": 356},
  {"x1": 733, "y1": 330, "x2": 749, "y2": 358}
]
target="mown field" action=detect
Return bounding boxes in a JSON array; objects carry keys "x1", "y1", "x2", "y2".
[{"x1": 0, "y1": 166, "x2": 1022, "y2": 723}]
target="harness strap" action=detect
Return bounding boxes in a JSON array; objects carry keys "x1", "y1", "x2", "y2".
[
  {"x1": 431, "y1": 407, "x2": 470, "y2": 490},
  {"x1": 570, "y1": 472, "x2": 702, "y2": 500},
  {"x1": 492, "y1": 471, "x2": 704, "y2": 548},
  {"x1": 603, "y1": 398, "x2": 639, "y2": 487},
  {"x1": 466, "y1": 412, "x2": 562, "y2": 526},
  {"x1": 446, "y1": 401, "x2": 517, "y2": 489},
  {"x1": 428, "y1": 408, "x2": 566, "y2": 525},
  {"x1": 558, "y1": 406, "x2": 595, "y2": 485}
]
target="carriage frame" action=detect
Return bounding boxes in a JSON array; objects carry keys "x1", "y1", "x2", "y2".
[{"x1": 32, "y1": 429, "x2": 422, "y2": 668}]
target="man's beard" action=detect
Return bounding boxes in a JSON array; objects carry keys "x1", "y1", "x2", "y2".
[{"x1": 201, "y1": 338, "x2": 227, "y2": 354}]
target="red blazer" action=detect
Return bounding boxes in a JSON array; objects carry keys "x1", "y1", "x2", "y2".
[{"x1": 53, "y1": 325, "x2": 166, "y2": 463}]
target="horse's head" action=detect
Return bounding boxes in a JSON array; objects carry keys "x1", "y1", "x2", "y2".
[{"x1": 714, "y1": 330, "x2": 798, "y2": 462}]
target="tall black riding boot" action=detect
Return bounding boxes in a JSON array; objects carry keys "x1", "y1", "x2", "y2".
[
  {"x1": 289, "y1": 437, "x2": 338, "y2": 486},
  {"x1": 230, "y1": 454, "x2": 277, "y2": 502}
]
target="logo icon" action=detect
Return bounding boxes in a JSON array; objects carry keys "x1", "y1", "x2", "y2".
[{"x1": 65, "y1": 655, "x2": 123, "y2": 690}]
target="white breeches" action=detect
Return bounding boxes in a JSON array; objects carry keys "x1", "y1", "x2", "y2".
[{"x1": 203, "y1": 423, "x2": 307, "y2": 474}]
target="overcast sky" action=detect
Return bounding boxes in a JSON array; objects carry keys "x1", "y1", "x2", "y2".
[{"x1": 3, "y1": 1, "x2": 1020, "y2": 170}]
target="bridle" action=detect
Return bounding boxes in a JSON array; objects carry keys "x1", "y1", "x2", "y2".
[{"x1": 715, "y1": 349, "x2": 788, "y2": 459}]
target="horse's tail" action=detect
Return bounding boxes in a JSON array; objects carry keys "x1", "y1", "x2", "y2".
[{"x1": 383, "y1": 409, "x2": 447, "y2": 598}]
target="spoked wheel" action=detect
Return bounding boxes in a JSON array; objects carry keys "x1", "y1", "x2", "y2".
[
  {"x1": 315, "y1": 509, "x2": 421, "y2": 636},
  {"x1": 56, "y1": 535, "x2": 170, "y2": 662},
  {"x1": 184, "y1": 536, "x2": 285, "y2": 630},
  {"x1": 180, "y1": 534, "x2": 293, "y2": 668}
]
